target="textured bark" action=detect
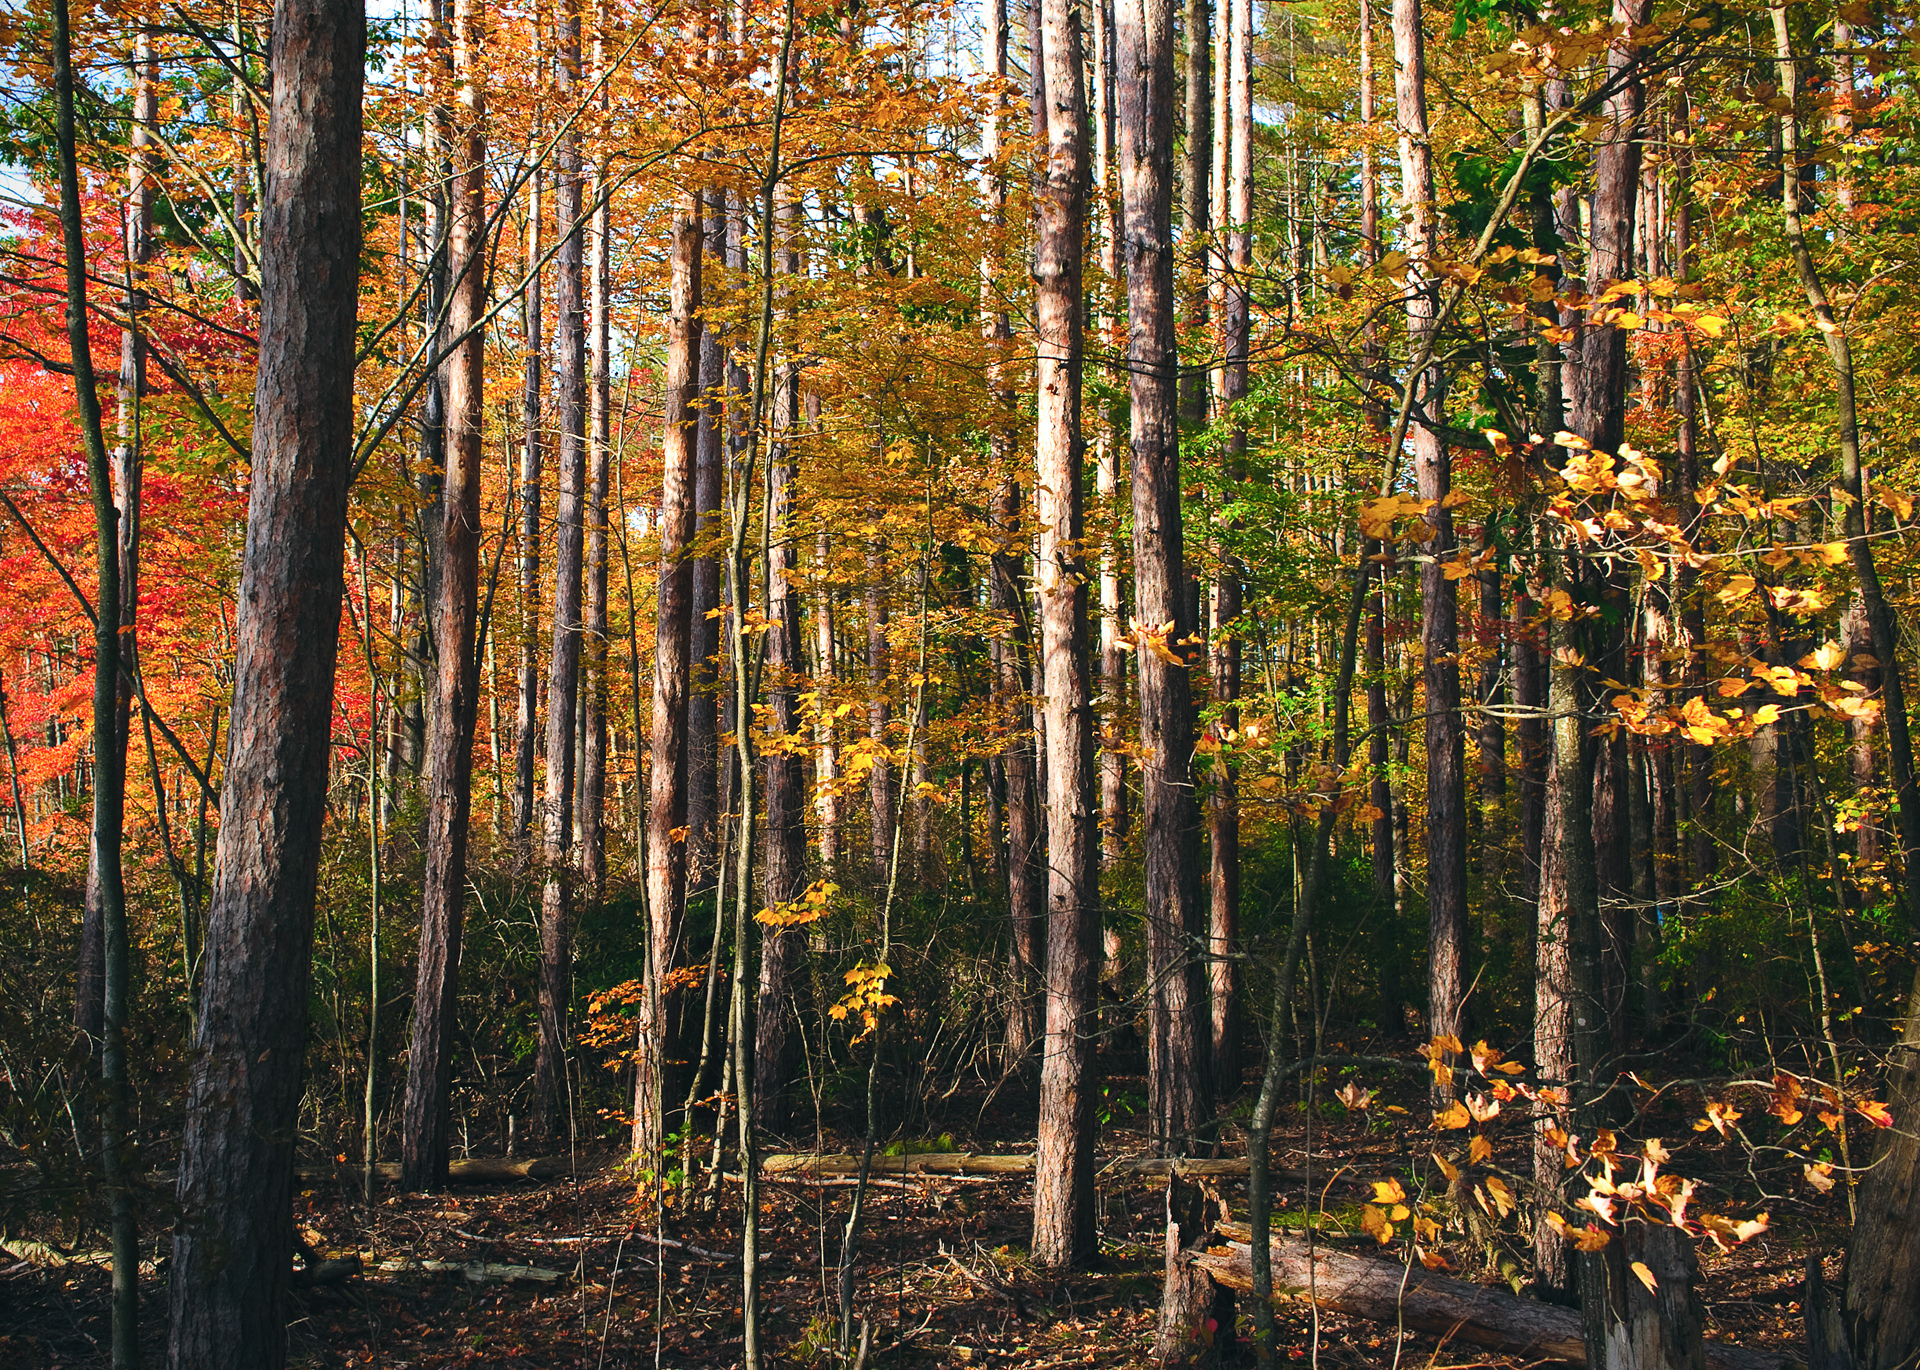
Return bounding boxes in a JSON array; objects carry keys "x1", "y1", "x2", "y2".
[
  {"x1": 1477, "y1": 535, "x2": 1508, "y2": 903},
  {"x1": 813, "y1": 529, "x2": 841, "y2": 867},
  {"x1": 1177, "y1": 0, "x2": 1209, "y2": 427},
  {"x1": 1194, "y1": 1228, "x2": 1769, "y2": 1370},
  {"x1": 981, "y1": 2, "x2": 1041, "y2": 1066},
  {"x1": 866, "y1": 536, "x2": 894, "y2": 882},
  {"x1": 1392, "y1": 0, "x2": 1465, "y2": 1049},
  {"x1": 633, "y1": 192, "x2": 701, "y2": 1162},
  {"x1": 1844, "y1": 600, "x2": 1880, "y2": 864},
  {"x1": 534, "y1": 14, "x2": 587, "y2": 1134},
  {"x1": 513, "y1": 168, "x2": 543, "y2": 862},
  {"x1": 993, "y1": 478, "x2": 1044, "y2": 1065},
  {"x1": 401, "y1": 0, "x2": 485, "y2": 1190},
  {"x1": 754, "y1": 212, "x2": 806, "y2": 1136},
  {"x1": 1118, "y1": 0, "x2": 1207, "y2": 1164},
  {"x1": 166, "y1": 0, "x2": 363, "y2": 1357},
  {"x1": 1533, "y1": 599, "x2": 1593, "y2": 1304},
  {"x1": 686, "y1": 195, "x2": 726, "y2": 891},
  {"x1": 1029, "y1": 0, "x2": 1100, "y2": 1269},
  {"x1": 579, "y1": 161, "x2": 611, "y2": 902},
  {"x1": 1582, "y1": 1221, "x2": 1707, "y2": 1370},
  {"x1": 77, "y1": 35, "x2": 154, "y2": 1050},
  {"x1": 1515, "y1": 587, "x2": 1547, "y2": 906}
]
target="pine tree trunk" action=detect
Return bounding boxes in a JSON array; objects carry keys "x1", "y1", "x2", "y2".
[
  {"x1": 535, "y1": 13, "x2": 587, "y2": 1133},
  {"x1": 994, "y1": 477, "x2": 1045, "y2": 1067},
  {"x1": 402, "y1": 0, "x2": 486, "y2": 1189},
  {"x1": 634, "y1": 190, "x2": 701, "y2": 1162},
  {"x1": 866, "y1": 536, "x2": 894, "y2": 882},
  {"x1": 1119, "y1": 0, "x2": 1207, "y2": 1167},
  {"x1": 1030, "y1": 0, "x2": 1100, "y2": 1270},
  {"x1": 1391, "y1": 0, "x2": 1465, "y2": 1049},
  {"x1": 755, "y1": 207, "x2": 806, "y2": 1136},
  {"x1": 814, "y1": 528, "x2": 841, "y2": 868},
  {"x1": 687, "y1": 194, "x2": 726, "y2": 892},
  {"x1": 513, "y1": 167, "x2": 543, "y2": 864},
  {"x1": 167, "y1": 0, "x2": 363, "y2": 1355},
  {"x1": 579, "y1": 159, "x2": 611, "y2": 903}
]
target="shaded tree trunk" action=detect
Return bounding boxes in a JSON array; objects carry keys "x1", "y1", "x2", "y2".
[
  {"x1": 167, "y1": 0, "x2": 363, "y2": 1356},
  {"x1": 513, "y1": 166, "x2": 544, "y2": 864},
  {"x1": 633, "y1": 190, "x2": 701, "y2": 1162},
  {"x1": 534, "y1": 8, "x2": 587, "y2": 1135},
  {"x1": 579, "y1": 156, "x2": 611, "y2": 903},
  {"x1": 1119, "y1": 0, "x2": 1208, "y2": 1167},
  {"x1": 401, "y1": 0, "x2": 486, "y2": 1189},
  {"x1": 687, "y1": 193, "x2": 727, "y2": 892},
  {"x1": 755, "y1": 205, "x2": 806, "y2": 1136}
]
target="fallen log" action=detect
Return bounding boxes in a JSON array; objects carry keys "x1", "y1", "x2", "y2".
[
  {"x1": 761, "y1": 1152, "x2": 1037, "y2": 1177},
  {"x1": 368, "y1": 1257, "x2": 567, "y2": 1284},
  {"x1": 1192, "y1": 1230, "x2": 1784, "y2": 1370},
  {"x1": 288, "y1": 1153, "x2": 621, "y2": 1188}
]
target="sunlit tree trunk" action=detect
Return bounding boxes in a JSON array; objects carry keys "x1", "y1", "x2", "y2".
[
  {"x1": 634, "y1": 188, "x2": 701, "y2": 1162},
  {"x1": 402, "y1": 0, "x2": 486, "y2": 1189},
  {"x1": 534, "y1": 0, "x2": 587, "y2": 1135},
  {"x1": 167, "y1": 0, "x2": 363, "y2": 1355},
  {"x1": 1392, "y1": 0, "x2": 1466, "y2": 1050},
  {"x1": 814, "y1": 526, "x2": 841, "y2": 867},
  {"x1": 1030, "y1": 0, "x2": 1100, "y2": 1270},
  {"x1": 866, "y1": 534, "x2": 894, "y2": 882}
]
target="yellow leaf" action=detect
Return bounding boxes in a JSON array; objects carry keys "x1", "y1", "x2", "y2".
[
  {"x1": 1432, "y1": 1150, "x2": 1460, "y2": 1182},
  {"x1": 1360, "y1": 1205, "x2": 1394, "y2": 1245},
  {"x1": 1751, "y1": 704, "x2": 1782, "y2": 727},
  {"x1": 1433, "y1": 1102, "x2": 1471, "y2": 1130},
  {"x1": 1693, "y1": 314, "x2": 1727, "y2": 338},
  {"x1": 1717, "y1": 575, "x2": 1757, "y2": 604},
  {"x1": 1802, "y1": 641, "x2": 1847, "y2": 671},
  {"x1": 1469, "y1": 1135, "x2": 1493, "y2": 1166},
  {"x1": 1631, "y1": 1260, "x2": 1658, "y2": 1292},
  {"x1": 1372, "y1": 1177, "x2": 1408, "y2": 1205}
]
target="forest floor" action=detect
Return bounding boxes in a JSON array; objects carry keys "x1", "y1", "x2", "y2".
[{"x1": 1, "y1": 1058, "x2": 1843, "y2": 1368}]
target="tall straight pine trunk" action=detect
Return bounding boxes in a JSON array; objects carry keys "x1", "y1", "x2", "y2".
[
  {"x1": 402, "y1": 0, "x2": 486, "y2": 1189},
  {"x1": 1391, "y1": 0, "x2": 1466, "y2": 1049},
  {"x1": 1030, "y1": 0, "x2": 1100, "y2": 1270},
  {"x1": 1118, "y1": 0, "x2": 1207, "y2": 1162},
  {"x1": 635, "y1": 190, "x2": 701, "y2": 1161},
  {"x1": 534, "y1": 1, "x2": 587, "y2": 1134},
  {"x1": 167, "y1": 0, "x2": 363, "y2": 1357}
]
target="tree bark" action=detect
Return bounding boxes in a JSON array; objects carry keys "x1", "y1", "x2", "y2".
[
  {"x1": 1392, "y1": 0, "x2": 1466, "y2": 1049},
  {"x1": 755, "y1": 205, "x2": 805, "y2": 1136},
  {"x1": 167, "y1": 0, "x2": 363, "y2": 1356},
  {"x1": 1029, "y1": 0, "x2": 1100, "y2": 1269},
  {"x1": 513, "y1": 166, "x2": 543, "y2": 864},
  {"x1": 579, "y1": 156, "x2": 611, "y2": 903},
  {"x1": 634, "y1": 190, "x2": 701, "y2": 1162},
  {"x1": 401, "y1": 0, "x2": 486, "y2": 1190},
  {"x1": 535, "y1": 5, "x2": 587, "y2": 1136},
  {"x1": 687, "y1": 193, "x2": 727, "y2": 892},
  {"x1": 866, "y1": 535, "x2": 894, "y2": 884},
  {"x1": 1118, "y1": 0, "x2": 1208, "y2": 1165}
]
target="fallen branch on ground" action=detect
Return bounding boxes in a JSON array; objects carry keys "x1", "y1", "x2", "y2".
[{"x1": 1193, "y1": 1227, "x2": 1783, "y2": 1370}]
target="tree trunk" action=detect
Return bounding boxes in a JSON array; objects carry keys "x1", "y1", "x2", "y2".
[
  {"x1": 579, "y1": 157, "x2": 612, "y2": 903},
  {"x1": 513, "y1": 167, "x2": 543, "y2": 864},
  {"x1": 167, "y1": 0, "x2": 363, "y2": 1356},
  {"x1": 535, "y1": 12, "x2": 587, "y2": 1135},
  {"x1": 814, "y1": 528, "x2": 841, "y2": 868},
  {"x1": 1030, "y1": 0, "x2": 1100, "y2": 1269},
  {"x1": 755, "y1": 206, "x2": 806, "y2": 1136},
  {"x1": 1391, "y1": 0, "x2": 1465, "y2": 1049},
  {"x1": 994, "y1": 477, "x2": 1044, "y2": 1067},
  {"x1": 634, "y1": 190, "x2": 701, "y2": 1162},
  {"x1": 866, "y1": 535, "x2": 894, "y2": 884},
  {"x1": 1177, "y1": 0, "x2": 1209, "y2": 428},
  {"x1": 687, "y1": 193, "x2": 726, "y2": 892},
  {"x1": 1119, "y1": 0, "x2": 1207, "y2": 1166},
  {"x1": 401, "y1": 0, "x2": 485, "y2": 1190}
]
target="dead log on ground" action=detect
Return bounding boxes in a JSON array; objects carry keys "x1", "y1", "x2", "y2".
[{"x1": 1193, "y1": 1229, "x2": 1784, "y2": 1370}]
